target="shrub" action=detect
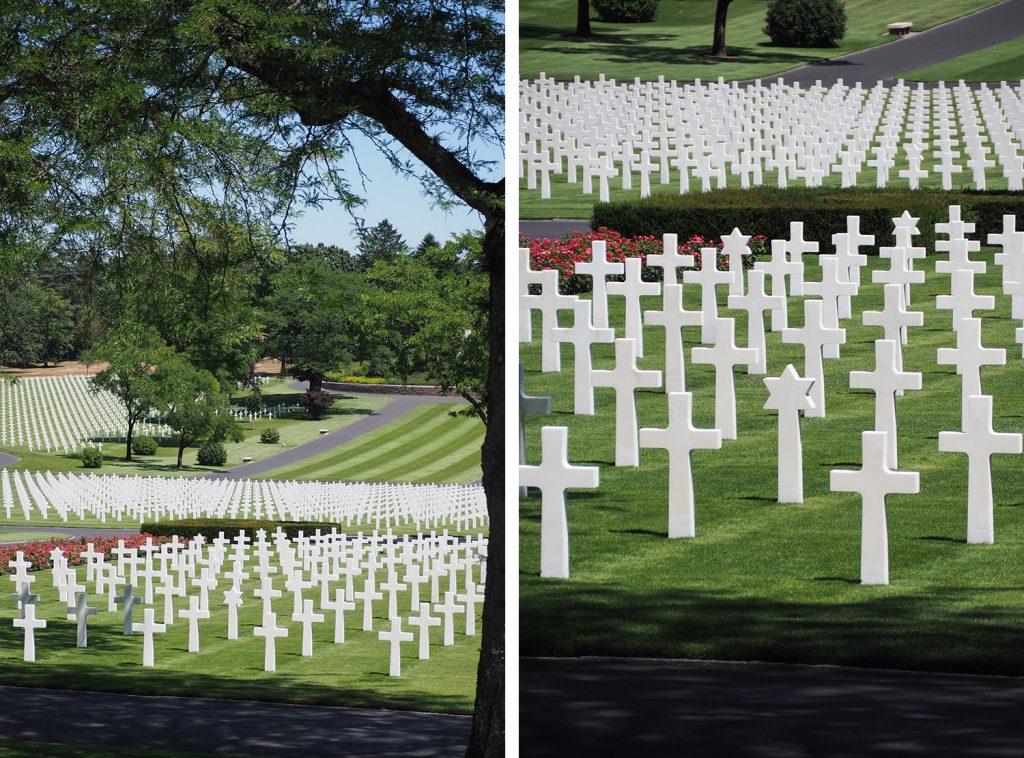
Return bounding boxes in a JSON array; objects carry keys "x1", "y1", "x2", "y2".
[
  {"x1": 297, "y1": 389, "x2": 333, "y2": 420},
  {"x1": 131, "y1": 435, "x2": 158, "y2": 456},
  {"x1": 242, "y1": 393, "x2": 263, "y2": 414},
  {"x1": 81, "y1": 445, "x2": 103, "y2": 469},
  {"x1": 593, "y1": 0, "x2": 659, "y2": 23},
  {"x1": 260, "y1": 427, "x2": 281, "y2": 444},
  {"x1": 764, "y1": 0, "x2": 846, "y2": 48},
  {"x1": 196, "y1": 440, "x2": 227, "y2": 467},
  {"x1": 591, "y1": 188, "x2": 1024, "y2": 254},
  {"x1": 520, "y1": 227, "x2": 767, "y2": 294}
]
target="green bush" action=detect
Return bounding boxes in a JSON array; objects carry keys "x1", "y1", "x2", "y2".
[
  {"x1": 81, "y1": 445, "x2": 103, "y2": 469},
  {"x1": 196, "y1": 440, "x2": 227, "y2": 467},
  {"x1": 593, "y1": 0, "x2": 659, "y2": 23},
  {"x1": 241, "y1": 393, "x2": 263, "y2": 414},
  {"x1": 140, "y1": 519, "x2": 343, "y2": 542},
  {"x1": 592, "y1": 189, "x2": 1024, "y2": 253},
  {"x1": 297, "y1": 389, "x2": 333, "y2": 420},
  {"x1": 259, "y1": 427, "x2": 280, "y2": 444},
  {"x1": 131, "y1": 435, "x2": 158, "y2": 456},
  {"x1": 764, "y1": 0, "x2": 846, "y2": 47}
]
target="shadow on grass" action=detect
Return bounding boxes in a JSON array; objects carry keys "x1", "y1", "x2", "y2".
[{"x1": 519, "y1": 582, "x2": 1024, "y2": 676}]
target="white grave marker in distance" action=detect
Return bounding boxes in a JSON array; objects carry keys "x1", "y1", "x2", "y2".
[
  {"x1": 638, "y1": 392, "x2": 722, "y2": 538},
  {"x1": 67, "y1": 591, "x2": 97, "y2": 648},
  {"x1": 590, "y1": 338, "x2": 662, "y2": 466},
  {"x1": 784, "y1": 222, "x2": 819, "y2": 296},
  {"x1": 519, "y1": 426, "x2": 600, "y2": 579},
  {"x1": 409, "y1": 602, "x2": 441, "y2": 659},
  {"x1": 254, "y1": 610, "x2": 288, "y2": 672},
  {"x1": 721, "y1": 228, "x2": 752, "y2": 296},
  {"x1": 293, "y1": 598, "x2": 325, "y2": 657},
  {"x1": 935, "y1": 269, "x2": 994, "y2": 332},
  {"x1": 524, "y1": 268, "x2": 577, "y2": 372},
  {"x1": 763, "y1": 365, "x2": 816, "y2": 503},
  {"x1": 753, "y1": 240, "x2": 802, "y2": 331},
  {"x1": 938, "y1": 394, "x2": 1022, "y2": 545},
  {"x1": 378, "y1": 615, "x2": 415, "y2": 677},
  {"x1": 830, "y1": 431, "x2": 920, "y2": 585}
]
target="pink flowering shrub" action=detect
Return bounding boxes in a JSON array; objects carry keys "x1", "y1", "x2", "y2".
[
  {"x1": 520, "y1": 227, "x2": 767, "y2": 295},
  {"x1": 0, "y1": 533, "x2": 173, "y2": 574}
]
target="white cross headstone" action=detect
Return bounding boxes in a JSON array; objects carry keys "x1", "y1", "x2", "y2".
[
  {"x1": 178, "y1": 594, "x2": 210, "y2": 653},
  {"x1": 721, "y1": 228, "x2": 752, "y2": 296},
  {"x1": 323, "y1": 587, "x2": 356, "y2": 644},
  {"x1": 519, "y1": 426, "x2": 600, "y2": 579},
  {"x1": 292, "y1": 598, "x2": 325, "y2": 657},
  {"x1": 132, "y1": 607, "x2": 166, "y2": 667},
  {"x1": 524, "y1": 268, "x2": 577, "y2": 372},
  {"x1": 690, "y1": 317, "x2": 758, "y2": 440},
  {"x1": 519, "y1": 247, "x2": 544, "y2": 341},
  {"x1": 937, "y1": 317, "x2": 1005, "y2": 430},
  {"x1": 590, "y1": 338, "x2": 662, "y2": 466},
  {"x1": 223, "y1": 585, "x2": 243, "y2": 640},
  {"x1": 683, "y1": 251, "x2": 733, "y2": 344},
  {"x1": 519, "y1": 364, "x2": 552, "y2": 497},
  {"x1": 13, "y1": 601, "x2": 45, "y2": 662},
  {"x1": 782, "y1": 299, "x2": 845, "y2": 418},
  {"x1": 763, "y1": 365, "x2": 816, "y2": 503},
  {"x1": 830, "y1": 431, "x2": 920, "y2": 585},
  {"x1": 254, "y1": 610, "x2": 288, "y2": 672},
  {"x1": 785, "y1": 222, "x2": 819, "y2": 296},
  {"x1": 727, "y1": 269, "x2": 784, "y2": 375},
  {"x1": 644, "y1": 283, "x2": 703, "y2": 393},
  {"x1": 938, "y1": 394, "x2": 1022, "y2": 545},
  {"x1": 849, "y1": 339, "x2": 922, "y2": 469},
  {"x1": 355, "y1": 576, "x2": 383, "y2": 632},
  {"x1": 935, "y1": 269, "x2": 994, "y2": 332},
  {"x1": 575, "y1": 240, "x2": 623, "y2": 330},
  {"x1": 804, "y1": 256, "x2": 857, "y2": 359},
  {"x1": 606, "y1": 257, "x2": 660, "y2": 357},
  {"x1": 437, "y1": 591, "x2": 465, "y2": 646},
  {"x1": 754, "y1": 240, "x2": 801, "y2": 331},
  {"x1": 378, "y1": 615, "x2": 415, "y2": 677},
  {"x1": 67, "y1": 591, "x2": 97, "y2": 648},
  {"x1": 114, "y1": 583, "x2": 142, "y2": 635},
  {"x1": 552, "y1": 299, "x2": 615, "y2": 414},
  {"x1": 638, "y1": 392, "x2": 722, "y2": 538},
  {"x1": 409, "y1": 601, "x2": 441, "y2": 659},
  {"x1": 646, "y1": 234, "x2": 694, "y2": 286},
  {"x1": 831, "y1": 216, "x2": 873, "y2": 319}
]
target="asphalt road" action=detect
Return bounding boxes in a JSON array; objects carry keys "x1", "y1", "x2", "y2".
[
  {"x1": 521, "y1": 656, "x2": 1024, "y2": 757},
  {"x1": 776, "y1": 0, "x2": 1024, "y2": 86},
  {"x1": 519, "y1": 219, "x2": 592, "y2": 238},
  {"x1": 0, "y1": 685, "x2": 470, "y2": 757}
]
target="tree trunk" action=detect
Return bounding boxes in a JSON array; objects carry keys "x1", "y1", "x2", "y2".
[
  {"x1": 712, "y1": 0, "x2": 732, "y2": 57},
  {"x1": 279, "y1": 357, "x2": 287, "y2": 376},
  {"x1": 465, "y1": 213, "x2": 504, "y2": 757},
  {"x1": 125, "y1": 417, "x2": 134, "y2": 461},
  {"x1": 309, "y1": 375, "x2": 322, "y2": 392},
  {"x1": 576, "y1": 0, "x2": 592, "y2": 37},
  {"x1": 177, "y1": 438, "x2": 186, "y2": 469}
]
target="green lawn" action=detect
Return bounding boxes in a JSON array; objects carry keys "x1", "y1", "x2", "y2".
[
  {"x1": 0, "y1": 530, "x2": 74, "y2": 543},
  {"x1": 520, "y1": 0, "x2": 999, "y2": 82},
  {"x1": 520, "y1": 246, "x2": 1024, "y2": 674},
  {"x1": 0, "y1": 388, "x2": 390, "y2": 478},
  {"x1": 0, "y1": 558, "x2": 482, "y2": 714},
  {"x1": 520, "y1": 154, "x2": 1018, "y2": 220},
  {"x1": 254, "y1": 403, "x2": 484, "y2": 484},
  {"x1": 904, "y1": 35, "x2": 1024, "y2": 82}
]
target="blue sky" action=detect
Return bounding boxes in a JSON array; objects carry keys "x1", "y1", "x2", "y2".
[{"x1": 287, "y1": 133, "x2": 498, "y2": 250}]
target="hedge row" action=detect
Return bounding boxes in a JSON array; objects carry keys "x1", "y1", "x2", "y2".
[
  {"x1": 591, "y1": 189, "x2": 1024, "y2": 253},
  {"x1": 141, "y1": 519, "x2": 344, "y2": 541}
]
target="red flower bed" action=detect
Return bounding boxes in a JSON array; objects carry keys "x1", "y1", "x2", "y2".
[
  {"x1": 0, "y1": 533, "x2": 174, "y2": 574},
  {"x1": 520, "y1": 227, "x2": 767, "y2": 295}
]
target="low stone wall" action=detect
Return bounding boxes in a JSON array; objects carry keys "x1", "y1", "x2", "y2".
[{"x1": 321, "y1": 381, "x2": 461, "y2": 397}]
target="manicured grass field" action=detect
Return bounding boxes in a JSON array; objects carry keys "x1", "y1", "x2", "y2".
[
  {"x1": 0, "y1": 558, "x2": 482, "y2": 714},
  {"x1": 520, "y1": 246, "x2": 1024, "y2": 674},
  {"x1": 520, "y1": 157, "x2": 1017, "y2": 220},
  {"x1": 0, "y1": 531, "x2": 73, "y2": 543},
  {"x1": 904, "y1": 36, "x2": 1024, "y2": 82},
  {"x1": 255, "y1": 404, "x2": 484, "y2": 484},
  {"x1": 0, "y1": 386, "x2": 389, "y2": 478},
  {"x1": 520, "y1": 0, "x2": 999, "y2": 82}
]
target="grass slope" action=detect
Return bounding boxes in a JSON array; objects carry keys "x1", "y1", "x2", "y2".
[
  {"x1": 904, "y1": 36, "x2": 1024, "y2": 82},
  {"x1": 0, "y1": 559, "x2": 482, "y2": 714},
  {"x1": 520, "y1": 246, "x2": 1024, "y2": 674},
  {"x1": 0, "y1": 387, "x2": 389, "y2": 478},
  {"x1": 520, "y1": 0, "x2": 999, "y2": 82},
  {"x1": 254, "y1": 403, "x2": 484, "y2": 484}
]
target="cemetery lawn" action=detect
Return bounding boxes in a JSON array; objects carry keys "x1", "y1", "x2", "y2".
[
  {"x1": 0, "y1": 388, "x2": 389, "y2": 480},
  {"x1": 520, "y1": 160, "x2": 1020, "y2": 220},
  {"x1": 253, "y1": 403, "x2": 484, "y2": 484},
  {"x1": 520, "y1": 247, "x2": 1024, "y2": 674},
  {"x1": 0, "y1": 531, "x2": 74, "y2": 543},
  {"x1": 903, "y1": 36, "x2": 1024, "y2": 82},
  {"x1": 520, "y1": 0, "x2": 999, "y2": 83},
  {"x1": 0, "y1": 563, "x2": 482, "y2": 715}
]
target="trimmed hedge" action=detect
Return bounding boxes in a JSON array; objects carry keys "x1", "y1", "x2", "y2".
[
  {"x1": 81, "y1": 445, "x2": 103, "y2": 469},
  {"x1": 131, "y1": 435, "x2": 158, "y2": 456},
  {"x1": 141, "y1": 519, "x2": 344, "y2": 541},
  {"x1": 591, "y1": 189, "x2": 1024, "y2": 253},
  {"x1": 197, "y1": 440, "x2": 227, "y2": 466},
  {"x1": 259, "y1": 427, "x2": 280, "y2": 444},
  {"x1": 593, "y1": 0, "x2": 659, "y2": 23}
]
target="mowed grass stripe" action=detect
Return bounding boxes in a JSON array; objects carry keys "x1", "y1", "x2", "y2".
[
  {"x1": 369, "y1": 427, "x2": 484, "y2": 484},
  {"x1": 346, "y1": 422, "x2": 482, "y2": 482}
]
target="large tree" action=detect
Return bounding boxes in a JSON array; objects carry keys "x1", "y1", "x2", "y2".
[
  {"x1": 84, "y1": 322, "x2": 171, "y2": 461},
  {"x1": 0, "y1": 4, "x2": 504, "y2": 751},
  {"x1": 712, "y1": 0, "x2": 737, "y2": 57}
]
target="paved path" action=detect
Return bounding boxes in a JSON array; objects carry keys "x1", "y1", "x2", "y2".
[
  {"x1": 209, "y1": 388, "x2": 462, "y2": 480},
  {"x1": 0, "y1": 451, "x2": 19, "y2": 467},
  {"x1": 0, "y1": 685, "x2": 470, "y2": 757},
  {"x1": 777, "y1": 1, "x2": 1024, "y2": 86},
  {"x1": 520, "y1": 219, "x2": 592, "y2": 237},
  {"x1": 521, "y1": 656, "x2": 1024, "y2": 756},
  {"x1": 0, "y1": 525, "x2": 140, "y2": 540}
]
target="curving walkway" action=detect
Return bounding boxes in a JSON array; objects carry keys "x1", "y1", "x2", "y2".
[
  {"x1": 0, "y1": 685, "x2": 470, "y2": 757},
  {"x1": 0, "y1": 450, "x2": 19, "y2": 467},
  {"x1": 776, "y1": 0, "x2": 1024, "y2": 86}
]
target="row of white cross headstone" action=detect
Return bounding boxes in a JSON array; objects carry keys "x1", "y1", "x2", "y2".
[
  {"x1": 0, "y1": 375, "x2": 170, "y2": 454},
  {"x1": 0, "y1": 469, "x2": 487, "y2": 531},
  {"x1": 9, "y1": 529, "x2": 486, "y2": 675},
  {"x1": 520, "y1": 77, "x2": 1024, "y2": 201},
  {"x1": 521, "y1": 207, "x2": 1024, "y2": 584}
]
